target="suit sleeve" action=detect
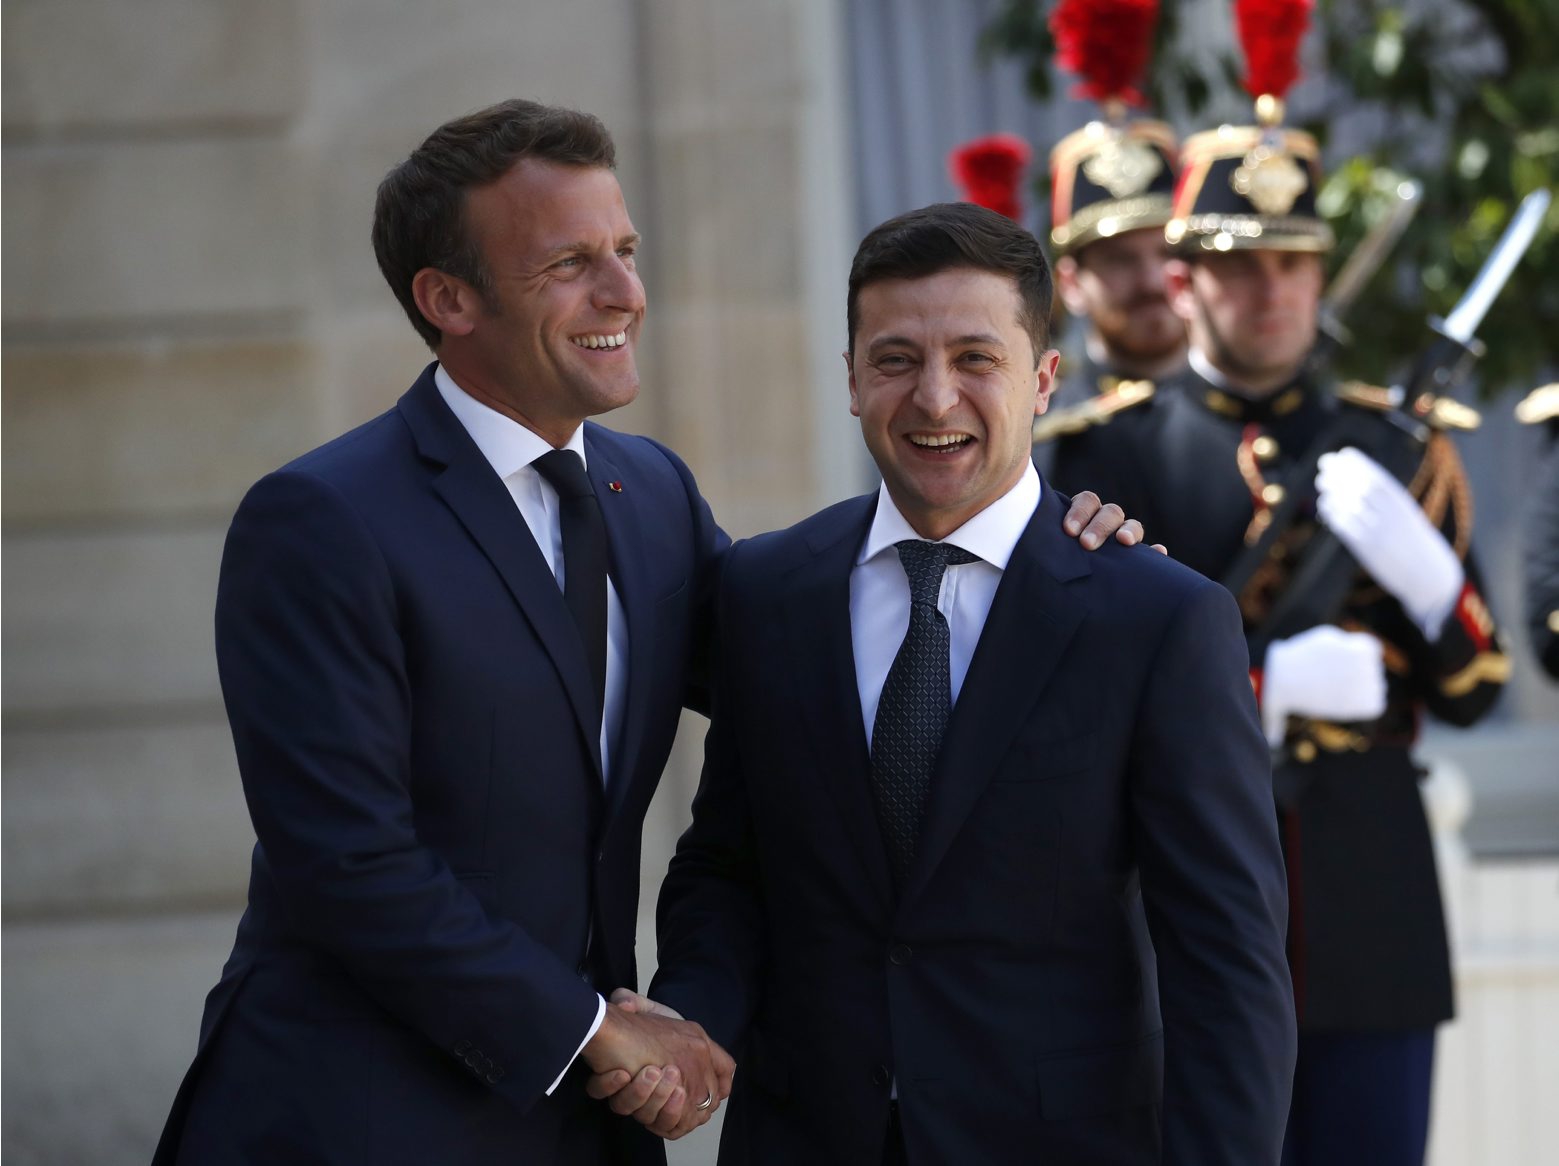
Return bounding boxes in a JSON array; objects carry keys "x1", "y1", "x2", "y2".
[
  {"x1": 649, "y1": 543, "x2": 768, "y2": 1053},
  {"x1": 1128, "y1": 577, "x2": 1297, "y2": 1166},
  {"x1": 1526, "y1": 438, "x2": 1559, "y2": 679},
  {"x1": 646, "y1": 435, "x2": 731, "y2": 716},
  {"x1": 216, "y1": 470, "x2": 600, "y2": 1113}
]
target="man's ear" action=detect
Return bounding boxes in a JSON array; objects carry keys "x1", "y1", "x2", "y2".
[
  {"x1": 1164, "y1": 258, "x2": 1196, "y2": 324},
  {"x1": 1033, "y1": 347, "x2": 1061, "y2": 416},
  {"x1": 845, "y1": 350, "x2": 861, "y2": 418},
  {"x1": 411, "y1": 267, "x2": 481, "y2": 340},
  {"x1": 1055, "y1": 255, "x2": 1088, "y2": 318}
]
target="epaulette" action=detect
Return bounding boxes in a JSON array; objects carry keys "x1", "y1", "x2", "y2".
[
  {"x1": 1337, "y1": 380, "x2": 1481, "y2": 431},
  {"x1": 1336, "y1": 380, "x2": 1398, "y2": 412},
  {"x1": 1515, "y1": 383, "x2": 1559, "y2": 425},
  {"x1": 1032, "y1": 379, "x2": 1154, "y2": 444}
]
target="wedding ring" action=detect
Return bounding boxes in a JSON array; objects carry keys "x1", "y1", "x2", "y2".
[{"x1": 695, "y1": 1092, "x2": 714, "y2": 1112}]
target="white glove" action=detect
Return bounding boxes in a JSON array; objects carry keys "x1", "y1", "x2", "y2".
[
  {"x1": 1261, "y1": 625, "x2": 1388, "y2": 746},
  {"x1": 1315, "y1": 446, "x2": 1464, "y2": 639}
]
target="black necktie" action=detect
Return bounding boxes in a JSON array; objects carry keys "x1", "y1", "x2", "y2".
[
  {"x1": 869, "y1": 539, "x2": 979, "y2": 890},
  {"x1": 532, "y1": 449, "x2": 609, "y2": 723}
]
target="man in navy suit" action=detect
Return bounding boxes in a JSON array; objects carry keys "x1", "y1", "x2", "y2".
[
  {"x1": 151, "y1": 104, "x2": 1143, "y2": 1165},
  {"x1": 598, "y1": 203, "x2": 1296, "y2": 1163},
  {"x1": 149, "y1": 99, "x2": 739, "y2": 1166}
]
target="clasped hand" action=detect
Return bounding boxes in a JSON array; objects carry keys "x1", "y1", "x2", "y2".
[{"x1": 581, "y1": 989, "x2": 735, "y2": 1140}]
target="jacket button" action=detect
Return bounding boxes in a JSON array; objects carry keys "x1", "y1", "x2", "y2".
[
  {"x1": 870, "y1": 1064, "x2": 890, "y2": 1087},
  {"x1": 889, "y1": 944, "x2": 913, "y2": 965}
]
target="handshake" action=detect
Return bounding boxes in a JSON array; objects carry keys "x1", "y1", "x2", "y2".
[{"x1": 581, "y1": 989, "x2": 736, "y2": 1140}]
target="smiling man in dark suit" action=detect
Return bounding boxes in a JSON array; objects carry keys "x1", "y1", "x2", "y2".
[
  {"x1": 149, "y1": 100, "x2": 737, "y2": 1166},
  {"x1": 598, "y1": 202, "x2": 1296, "y2": 1164},
  {"x1": 149, "y1": 102, "x2": 1148, "y2": 1166}
]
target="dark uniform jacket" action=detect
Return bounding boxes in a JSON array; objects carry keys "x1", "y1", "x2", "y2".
[{"x1": 1046, "y1": 363, "x2": 1509, "y2": 1031}]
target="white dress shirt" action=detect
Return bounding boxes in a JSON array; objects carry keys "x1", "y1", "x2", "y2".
[
  {"x1": 851, "y1": 461, "x2": 1043, "y2": 746},
  {"x1": 433, "y1": 364, "x2": 619, "y2": 1090}
]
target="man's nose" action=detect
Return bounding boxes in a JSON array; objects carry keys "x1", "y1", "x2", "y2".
[
  {"x1": 594, "y1": 255, "x2": 646, "y2": 315},
  {"x1": 914, "y1": 361, "x2": 959, "y2": 418}
]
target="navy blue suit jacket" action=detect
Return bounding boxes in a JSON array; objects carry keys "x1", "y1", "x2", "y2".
[
  {"x1": 651, "y1": 484, "x2": 1296, "y2": 1165},
  {"x1": 153, "y1": 365, "x2": 725, "y2": 1165}
]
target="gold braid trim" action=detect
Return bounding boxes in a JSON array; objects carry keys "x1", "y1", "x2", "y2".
[
  {"x1": 1407, "y1": 434, "x2": 1473, "y2": 559},
  {"x1": 1440, "y1": 651, "x2": 1512, "y2": 697},
  {"x1": 1236, "y1": 423, "x2": 1272, "y2": 545}
]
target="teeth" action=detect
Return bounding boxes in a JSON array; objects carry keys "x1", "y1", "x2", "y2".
[
  {"x1": 572, "y1": 332, "x2": 629, "y2": 350},
  {"x1": 910, "y1": 434, "x2": 971, "y2": 448}
]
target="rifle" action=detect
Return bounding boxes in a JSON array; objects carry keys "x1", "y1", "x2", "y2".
[
  {"x1": 1226, "y1": 188, "x2": 1552, "y2": 664},
  {"x1": 1309, "y1": 178, "x2": 1423, "y2": 372}
]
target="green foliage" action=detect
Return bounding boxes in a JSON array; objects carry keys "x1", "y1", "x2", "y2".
[{"x1": 984, "y1": 0, "x2": 1559, "y2": 396}]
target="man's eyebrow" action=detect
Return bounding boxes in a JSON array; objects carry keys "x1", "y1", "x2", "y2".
[
  {"x1": 539, "y1": 232, "x2": 641, "y2": 260},
  {"x1": 866, "y1": 334, "x2": 919, "y2": 353}
]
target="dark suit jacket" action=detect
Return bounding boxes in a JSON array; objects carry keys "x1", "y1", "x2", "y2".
[
  {"x1": 651, "y1": 484, "x2": 1296, "y2": 1166},
  {"x1": 152, "y1": 364, "x2": 725, "y2": 1166}
]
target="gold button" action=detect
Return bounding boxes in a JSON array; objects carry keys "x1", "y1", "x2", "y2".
[
  {"x1": 1252, "y1": 435, "x2": 1279, "y2": 462},
  {"x1": 1261, "y1": 484, "x2": 1286, "y2": 506},
  {"x1": 1294, "y1": 740, "x2": 1317, "y2": 763}
]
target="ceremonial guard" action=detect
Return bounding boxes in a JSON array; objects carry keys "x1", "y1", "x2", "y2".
[
  {"x1": 1517, "y1": 383, "x2": 1559, "y2": 678},
  {"x1": 1049, "y1": 3, "x2": 1510, "y2": 1163},
  {"x1": 1027, "y1": 0, "x2": 1185, "y2": 472}
]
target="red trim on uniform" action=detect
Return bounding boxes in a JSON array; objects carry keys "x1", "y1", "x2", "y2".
[
  {"x1": 1452, "y1": 580, "x2": 1493, "y2": 653},
  {"x1": 1250, "y1": 667, "x2": 1264, "y2": 707}
]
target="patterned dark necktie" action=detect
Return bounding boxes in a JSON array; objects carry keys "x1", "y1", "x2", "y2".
[
  {"x1": 869, "y1": 539, "x2": 979, "y2": 890},
  {"x1": 532, "y1": 449, "x2": 609, "y2": 723}
]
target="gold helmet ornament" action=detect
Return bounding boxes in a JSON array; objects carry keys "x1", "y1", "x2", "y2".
[
  {"x1": 1046, "y1": 0, "x2": 1178, "y2": 256},
  {"x1": 1166, "y1": 0, "x2": 1335, "y2": 255}
]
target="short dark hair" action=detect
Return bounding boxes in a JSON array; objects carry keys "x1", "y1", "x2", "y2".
[
  {"x1": 847, "y1": 202, "x2": 1054, "y2": 357},
  {"x1": 372, "y1": 99, "x2": 617, "y2": 349}
]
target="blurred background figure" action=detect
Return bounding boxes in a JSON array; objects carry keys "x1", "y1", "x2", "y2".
[{"x1": 1049, "y1": 1, "x2": 1512, "y2": 1161}]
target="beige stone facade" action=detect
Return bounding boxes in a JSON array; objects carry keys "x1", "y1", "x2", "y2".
[{"x1": 2, "y1": 3, "x2": 857, "y2": 1162}]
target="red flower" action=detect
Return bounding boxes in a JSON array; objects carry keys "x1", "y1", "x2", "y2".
[
  {"x1": 948, "y1": 134, "x2": 1033, "y2": 221},
  {"x1": 1049, "y1": 0, "x2": 1160, "y2": 105},
  {"x1": 1236, "y1": 0, "x2": 1312, "y2": 100}
]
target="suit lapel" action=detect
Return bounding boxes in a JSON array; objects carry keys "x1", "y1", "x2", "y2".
[
  {"x1": 901, "y1": 486, "x2": 1091, "y2": 910},
  {"x1": 398, "y1": 367, "x2": 605, "y2": 787},
  {"x1": 584, "y1": 432, "x2": 653, "y2": 823},
  {"x1": 781, "y1": 497, "x2": 895, "y2": 913}
]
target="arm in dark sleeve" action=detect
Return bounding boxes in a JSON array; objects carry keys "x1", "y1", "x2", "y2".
[
  {"x1": 1129, "y1": 577, "x2": 1296, "y2": 1166},
  {"x1": 1393, "y1": 435, "x2": 1509, "y2": 724},
  {"x1": 1524, "y1": 438, "x2": 1559, "y2": 679},
  {"x1": 647, "y1": 436, "x2": 731, "y2": 717},
  {"x1": 217, "y1": 470, "x2": 599, "y2": 1112},
  {"x1": 649, "y1": 545, "x2": 767, "y2": 1053}
]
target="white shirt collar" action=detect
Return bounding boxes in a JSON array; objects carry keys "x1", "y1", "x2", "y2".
[
  {"x1": 857, "y1": 460, "x2": 1041, "y2": 570},
  {"x1": 434, "y1": 363, "x2": 587, "y2": 476}
]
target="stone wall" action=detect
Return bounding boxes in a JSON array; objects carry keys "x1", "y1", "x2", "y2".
[{"x1": 1, "y1": 3, "x2": 856, "y2": 1163}]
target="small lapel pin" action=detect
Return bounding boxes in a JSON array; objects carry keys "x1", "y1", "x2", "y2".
[{"x1": 607, "y1": 481, "x2": 623, "y2": 493}]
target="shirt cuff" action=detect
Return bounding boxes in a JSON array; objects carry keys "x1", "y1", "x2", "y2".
[{"x1": 545, "y1": 993, "x2": 607, "y2": 1096}]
